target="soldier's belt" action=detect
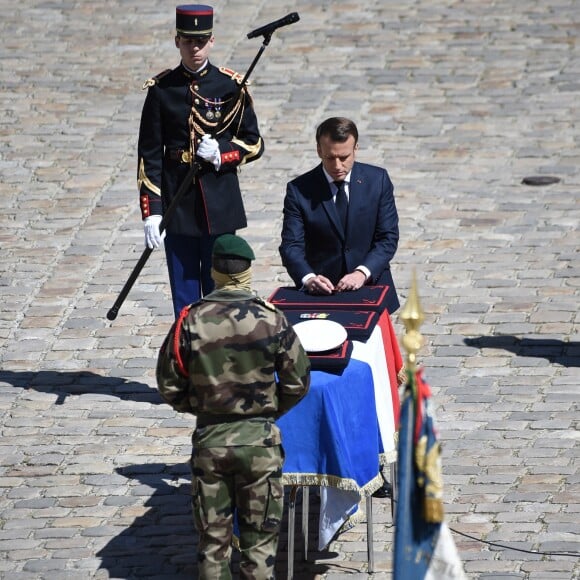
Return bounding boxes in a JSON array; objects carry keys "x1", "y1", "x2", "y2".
[
  {"x1": 196, "y1": 413, "x2": 276, "y2": 427},
  {"x1": 167, "y1": 148, "x2": 192, "y2": 164}
]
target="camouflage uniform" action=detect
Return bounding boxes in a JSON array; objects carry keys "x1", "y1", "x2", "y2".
[{"x1": 156, "y1": 287, "x2": 311, "y2": 579}]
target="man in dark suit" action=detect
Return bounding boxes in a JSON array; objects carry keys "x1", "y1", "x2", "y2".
[
  {"x1": 279, "y1": 117, "x2": 399, "y2": 313},
  {"x1": 279, "y1": 117, "x2": 399, "y2": 497}
]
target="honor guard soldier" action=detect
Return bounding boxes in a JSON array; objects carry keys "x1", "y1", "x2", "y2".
[
  {"x1": 138, "y1": 5, "x2": 264, "y2": 318},
  {"x1": 156, "y1": 233, "x2": 311, "y2": 579}
]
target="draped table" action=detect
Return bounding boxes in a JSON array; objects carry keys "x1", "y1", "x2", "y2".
[{"x1": 271, "y1": 287, "x2": 403, "y2": 556}]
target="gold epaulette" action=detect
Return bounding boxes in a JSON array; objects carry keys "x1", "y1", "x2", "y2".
[
  {"x1": 218, "y1": 66, "x2": 249, "y2": 85},
  {"x1": 142, "y1": 68, "x2": 172, "y2": 90}
]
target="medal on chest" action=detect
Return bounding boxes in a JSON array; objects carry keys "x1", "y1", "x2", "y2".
[
  {"x1": 189, "y1": 80, "x2": 242, "y2": 137},
  {"x1": 190, "y1": 83, "x2": 225, "y2": 122}
]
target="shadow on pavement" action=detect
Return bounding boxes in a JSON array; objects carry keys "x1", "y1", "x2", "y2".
[
  {"x1": 96, "y1": 462, "x2": 199, "y2": 579},
  {"x1": 0, "y1": 370, "x2": 341, "y2": 577},
  {"x1": 463, "y1": 336, "x2": 580, "y2": 367},
  {"x1": 95, "y1": 463, "x2": 333, "y2": 579},
  {"x1": 0, "y1": 369, "x2": 163, "y2": 405},
  {"x1": 0, "y1": 370, "x2": 342, "y2": 580}
]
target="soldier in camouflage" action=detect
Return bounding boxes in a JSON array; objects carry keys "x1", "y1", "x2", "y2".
[{"x1": 156, "y1": 233, "x2": 311, "y2": 579}]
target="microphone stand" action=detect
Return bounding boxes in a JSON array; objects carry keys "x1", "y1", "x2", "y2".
[{"x1": 107, "y1": 32, "x2": 274, "y2": 321}]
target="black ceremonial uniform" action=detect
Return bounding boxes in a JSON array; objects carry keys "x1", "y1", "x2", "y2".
[{"x1": 138, "y1": 61, "x2": 264, "y2": 237}]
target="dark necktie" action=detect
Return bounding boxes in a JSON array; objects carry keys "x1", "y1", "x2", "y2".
[{"x1": 334, "y1": 180, "x2": 348, "y2": 231}]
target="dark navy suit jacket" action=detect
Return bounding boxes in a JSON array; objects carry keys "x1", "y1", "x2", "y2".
[{"x1": 279, "y1": 161, "x2": 400, "y2": 313}]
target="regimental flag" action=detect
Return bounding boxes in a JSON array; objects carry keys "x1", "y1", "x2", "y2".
[{"x1": 393, "y1": 369, "x2": 466, "y2": 580}]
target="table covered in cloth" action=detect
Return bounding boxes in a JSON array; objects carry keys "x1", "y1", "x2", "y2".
[
  {"x1": 276, "y1": 306, "x2": 403, "y2": 549},
  {"x1": 277, "y1": 359, "x2": 383, "y2": 549}
]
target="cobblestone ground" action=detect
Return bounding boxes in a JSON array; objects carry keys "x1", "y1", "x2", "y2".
[{"x1": 0, "y1": 0, "x2": 578, "y2": 578}]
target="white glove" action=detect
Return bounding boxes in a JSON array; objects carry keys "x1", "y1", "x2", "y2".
[
  {"x1": 144, "y1": 215, "x2": 164, "y2": 249},
  {"x1": 196, "y1": 135, "x2": 221, "y2": 170}
]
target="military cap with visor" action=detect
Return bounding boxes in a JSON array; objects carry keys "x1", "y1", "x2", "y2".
[
  {"x1": 212, "y1": 234, "x2": 256, "y2": 261},
  {"x1": 176, "y1": 4, "x2": 213, "y2": 38}
]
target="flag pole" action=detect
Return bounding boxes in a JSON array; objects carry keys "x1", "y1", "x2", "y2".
[
  {"x1": 394, "y1": 272, "x2": 466, "y2": 580},
  {"x1": 393, "y1": 271, "x2": 425, "y2": 528},
  {"x1": 400, "y1": 270, "x2": 425, "y2": 380}
]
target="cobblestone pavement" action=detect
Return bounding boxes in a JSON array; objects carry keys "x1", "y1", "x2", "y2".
[{"x1": 0, "y1": 0, "x2": 578, "y2": 578}]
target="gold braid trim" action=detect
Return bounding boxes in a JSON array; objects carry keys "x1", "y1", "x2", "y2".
[
  {"x1": 189, "y1": 99, "x2": 238, "y2": 129},
  {"x1": 187, "y1": 84, "x2": 248, "y2": 165},
  {"x1": 415, "y1": 435, "x2": 445, "y2": 524},
  {"x1": 281, "y1": 471, "x2": 384, "y2": 496},
  {"x1": 424, "y1": 497, "x2": 445, "y2": 523},
  {"x1": 282, "y1": 472, "x2": 359, "y2": 490},
  {"x1": 188, "y1": 107, "x2": 195, "y2": 166},
  {"x1": 137, "y1": 158, "x2": 161, "y2": 195},
  {"x1": 281, "y1": 472, "x2": 386, "y2": 539},
  {"x1": 232, "y1": 136, "x2": 263, "y2": 165},
  {"x1": 189, "y1": 82, "x2": 243, "y2": 136},
  {"x1": 234, "y1": 88, "x2": 246, "y2": 136},
  {"x1": 379, "y1": 449, "x2": 398, "y2": 466},
  {"x1": 377, "y1": 431, "x2": 398, "y2": 467}
]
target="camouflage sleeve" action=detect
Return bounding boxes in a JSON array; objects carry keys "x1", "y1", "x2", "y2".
[
  {"x1": 275, "y1": 315, "x2": 311, "y2": 417},
  {"x1": 155, "y1": 321, "x2": 194, "y2": 413}
]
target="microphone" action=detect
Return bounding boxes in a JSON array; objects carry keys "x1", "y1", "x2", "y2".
[{"x1": 247, "y1": 12, "x2": 300, "y2": 39}]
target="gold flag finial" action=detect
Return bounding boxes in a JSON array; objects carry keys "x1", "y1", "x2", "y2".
[{"x1": 400, "y1": 270, "x2": 425, "y2": 372}]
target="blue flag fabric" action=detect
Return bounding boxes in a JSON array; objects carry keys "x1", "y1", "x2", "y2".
[{"x1": 394, "y1": 369, "x2": 465, "y2": 579}]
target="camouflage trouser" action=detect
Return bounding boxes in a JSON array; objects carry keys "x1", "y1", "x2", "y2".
[{"x1": 191, "y1": 444, "x2": 284, "y2": 580}]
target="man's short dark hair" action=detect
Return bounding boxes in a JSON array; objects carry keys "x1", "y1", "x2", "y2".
[
  {"x1": 316, "y1": 117, "x2": 358, "y2": 145},
  {"x1": 212, "y1": 256, "x2": 251, "y2": 275}
]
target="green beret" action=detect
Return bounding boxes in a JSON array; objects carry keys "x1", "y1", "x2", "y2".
[{"x1": 212, "y1": 234, "x2": 255, "y2": 261}]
